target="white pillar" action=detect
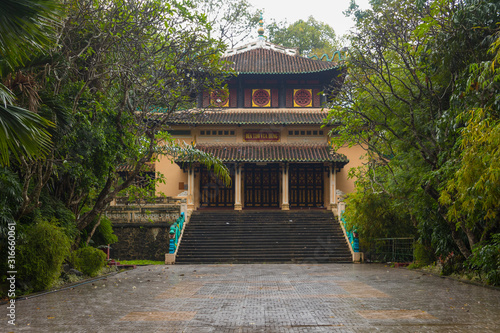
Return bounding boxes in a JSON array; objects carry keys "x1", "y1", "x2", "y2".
[
  {"x1": 330, "y1": 164, "x2": 337, "y2": 208},
  {"x1": 334, "y1": 167, "x2": 337, "y2": 205},
  {"x1": 234, "y1": 164, "x2": 242, "y2": 210},
  {"x1": 187, "y1": 167, "x2": 195, "y2": 210},
  {"x1": 281, "y1": 163, "x2": 290, "y2": 210}
]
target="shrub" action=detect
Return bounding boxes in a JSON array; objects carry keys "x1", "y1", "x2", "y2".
[
  {"x1": 71, "y1": 246, "x2": 107, "y2": 277},
  {"x1": 36, "y1": 196, "x2": 77, "y2": 239},
  {"x1": 466, "y1": 234, "x2": 500, "y2": 285},
  {"x1": 87, "y1": 215, "x2": 118, "y2": 247},
  {"x1": 18, "y1": 220, "x2": 71, "y2": 291},
  {"x1": 412, "y1": 242, "x2": 436, "y2": 267},
  {"x1": 439, "y1": 252, "x2": 464, "y2": 276}
]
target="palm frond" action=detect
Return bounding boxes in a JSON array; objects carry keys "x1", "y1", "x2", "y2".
[
  {"x1": 0, "y1": 104, "x2": 54, "y2": 166},
  {"x1": 160, "y1": 141, "x2": 231, "y2": 186},
  {"x1": 0, "y1": 83, "x2": 15, "y2": 107},
  {"x1": 0, "y1": 0, "x2": 62, "y2": 75}
]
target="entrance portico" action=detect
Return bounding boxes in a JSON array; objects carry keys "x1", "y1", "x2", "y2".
[{"x1": 181, "y1": 143, "x2": 348, "y2": 210}]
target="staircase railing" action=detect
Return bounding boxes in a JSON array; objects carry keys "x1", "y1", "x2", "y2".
[
  {"x1": 338, "y1": 206, "x2": 363, "y2": 262},
  {"x1": 169, "y1": 212, "x2": 185, "y2": 254},
  {"x1": 341, "y1": 216, "x2": 359, "y2": 252}
]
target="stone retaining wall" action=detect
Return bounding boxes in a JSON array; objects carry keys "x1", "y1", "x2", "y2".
[
  {"x1": 106, "y1": 197, "x2": 185, "y2": 260},
  {"x1": 105, "y1": 206, "x2": 181, "y2": 224},
  {"x1": 110, "y1": 224, "x2": 170, "y2": 261}
]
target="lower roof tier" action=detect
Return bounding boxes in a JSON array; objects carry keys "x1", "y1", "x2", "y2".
[{"x1": 187, "y1": 143, "x2": 348, "y2": 165}]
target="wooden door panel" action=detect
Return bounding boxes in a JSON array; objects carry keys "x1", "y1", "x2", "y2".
[
  {"x1": 244, "y1": 164, "x2": 279, "y2": 207},
  {"x1": 200, "y1": 166, "x2": 234, "y2": 207},
  {"x1": 289, "y1": 164, "x2": 324, "y2": 208}
]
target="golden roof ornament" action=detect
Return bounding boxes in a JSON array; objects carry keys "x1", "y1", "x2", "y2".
[{"x1": 258, "y1": 12, "x2": 264, "y2": 40}]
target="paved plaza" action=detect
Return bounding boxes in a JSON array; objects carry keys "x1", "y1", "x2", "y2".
[{"x1": 3, "y1": 264, "x2": 500, "y2": 332}]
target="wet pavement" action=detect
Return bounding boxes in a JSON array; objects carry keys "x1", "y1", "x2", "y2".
[{"x1": 3, "y1": 264, "x2": 500, "y2": 332}]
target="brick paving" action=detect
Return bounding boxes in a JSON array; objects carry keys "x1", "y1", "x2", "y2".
[{"x1": 3, "y1": 264, "x2": 500, "y2": 332}]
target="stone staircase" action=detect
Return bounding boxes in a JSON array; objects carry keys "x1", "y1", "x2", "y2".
[{"x1": 175, "y1": 210, "x2": 352, "y2": 264}]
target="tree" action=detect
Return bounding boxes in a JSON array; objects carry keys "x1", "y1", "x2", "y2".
[
  {"x1": 328, "y1": 0, "x2": 500, "y2": 261},
  {"x1": 12, "y1": 0, "x2": 232, "y2": 247},
  {"x1": 194, "y1": 0, "x2": 261, "y2": 48},
  {"x1": 440, "y1": 30, "x2": 500, "y2": 243},
  {"x1": 267, "y1": 16, "x2": 340, "y2": 57}
]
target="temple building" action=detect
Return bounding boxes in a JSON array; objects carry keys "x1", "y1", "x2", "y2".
[{"x1": 154, "y1": 23, "x2": 365, "y2": 215}]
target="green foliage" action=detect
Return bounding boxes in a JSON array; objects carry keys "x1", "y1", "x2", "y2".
[
  {"x1": 0, "y1": 167, "x2": 21, "y2": 237},
  {"x1": 0, "y1": 0, "x2": 60, "y2": 166},
  {"x1": 413, "y1": 242, "x2": 436, "y2": 267},
  {"x1": 18, "y1": 219, "x2": 71, "y2": 291},
  {"x1": 0, "y1": 167, "x2": 22, "y2": 280},
  {"x1": 343, "y1": 182, "x2": 416, "y2": 240},
  {"x1": 35, "y1": 196, "x2": 78, "y2": 238},
  {"x1": 158, "y1": 132, "x2": 232, "y2": 186},
  {"x1": 87, "y1": 215, "x2": 118, "y2": 247},
  {"x1": 0, "y1": 104, "x2": 54, "y2": 166},
  {"x1": 71, "y1": 246, "x2": 107, "y2": 277},
  {"x1": 267, "y1": 16, "x2": 340, "y2": 56},
  {"x1": 0, "y1": 0, "x2": 62, "y2": 74},
  {"x1": 330, "y1": 0, "x2": 500, "y2": 269},
  {"x1": 440, "y1": 30, "x2": 500, "y2": 237},
  {"x1": 2, "y1": 0, "x2": 232, "y2": 250},
  {"x1": 466, "y1": 234, "x2": 500, "y2": 285},
  {"x1": 194, "y1": 0, "x2": 260, "y2": 47},
  {"x1": 439, "y1": 251, "x2": 464, "y2": 276}
]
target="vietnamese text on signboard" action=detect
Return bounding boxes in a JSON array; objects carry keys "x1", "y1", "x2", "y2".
[{"x1": 244, "y1": 131, "x2": 280, "y2": 142}]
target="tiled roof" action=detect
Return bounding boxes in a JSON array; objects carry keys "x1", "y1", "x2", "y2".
[
  {"x1": 166, "y1": 109, "x2": 330, "y2": 125},
  {"x1": 223, "y1": 48, "x2": 339, "y2": 74},
  {"x1": 192, "y1": 143, "x2": 348, "y2": 164},
  {"x1": 116, "y1": 163, "x2": 155, "y2": 172}
]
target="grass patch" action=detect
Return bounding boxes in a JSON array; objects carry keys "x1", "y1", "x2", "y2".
[{"x1": 117, "y1": 260, "x2": 164, "y2": 265}]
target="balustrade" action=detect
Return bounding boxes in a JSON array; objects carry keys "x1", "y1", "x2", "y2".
[
  {"x1": 341, "y1": 215, "x2": 359, "y2": 253},
  {"x1": 169, "y1": 213, "x2": 185, "y2": 254}
]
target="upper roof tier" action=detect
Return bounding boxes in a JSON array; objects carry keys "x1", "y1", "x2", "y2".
[
  {"x1": 222, "y1": 39, "x2": 340, "y2": 75},
  {"x1": 163, "y1": 109, "x2": 331, "y2": 125}
]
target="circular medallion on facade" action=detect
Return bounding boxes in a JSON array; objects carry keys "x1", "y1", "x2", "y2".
[
  {"x1": 294, "y1": 89, "x2": 312, "y2": 107},
  {"x1": 210, "y1": 89, "x2": 229, "y2": 107},
  {"x1": 252, "y1": 89, "x2": 270, "y2": 107}
]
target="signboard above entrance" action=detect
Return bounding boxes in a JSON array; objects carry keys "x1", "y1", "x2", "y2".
[{"x1": 244, "y1": 131, "x2": 280, "y2": 142}]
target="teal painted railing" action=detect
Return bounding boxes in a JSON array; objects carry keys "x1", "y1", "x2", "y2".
[
  {"x1": 169, "y1": 212, "x2": 185, "y2": 254},
  {"x1": 341, "y1": 215, "x2": 359, "y2": 252}
]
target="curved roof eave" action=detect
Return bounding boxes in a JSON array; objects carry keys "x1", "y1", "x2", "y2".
[{"x1": 233, "y1": 66, "x2": 342, "y2": 76}]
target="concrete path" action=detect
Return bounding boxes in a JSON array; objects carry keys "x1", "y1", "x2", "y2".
[{"x1": 3, "y1": 264, "x2": 500, "y2": 332}]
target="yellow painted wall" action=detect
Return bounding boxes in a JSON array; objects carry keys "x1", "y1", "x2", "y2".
[
  {"x1": 336, "y1": 145, "x2": 366, "y2": 194},
  {"x1": 155, "y1": 129, "x2": 193, "y2": 197}
]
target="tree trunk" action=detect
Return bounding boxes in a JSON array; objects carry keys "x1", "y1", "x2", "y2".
[
  {"x1": 462, "y1": 225, "x2": 477, "y2": 253},
  {"x1": 447, "y1": 220, "x2": 472, "y2": 259},
  {"x1": 86, "y1": 214, "x2": 102, "y2": 245}
]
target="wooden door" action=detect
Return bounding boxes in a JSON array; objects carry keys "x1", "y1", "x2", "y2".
[
  {"x1": 289, "y1": 164, "x2": 324, "y2": 208},
  {"x1": 244, "y1": 164, "x2": 280, "y2": 207},
  {"x1": 200, "y1": 166, "x2": 234, "y2": 207}
]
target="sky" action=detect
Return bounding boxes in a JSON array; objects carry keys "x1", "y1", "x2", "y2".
[{"x1": 246, "y1": 0, "x2": 372, "y2": 38}]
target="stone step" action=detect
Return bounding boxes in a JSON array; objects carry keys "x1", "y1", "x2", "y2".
[
  {"x1": 182, "y1": 229, "x2": 346, "y2": 235},
  {"x1": 176, "y1": 210, "x2": 351, "y2": 264},
  {"x1": 175, "y1": 255, "x2": 353, "y2": 263},
  {"x1": 178, "y1": 245, "x2": 351, "y2": 251},
  {"x1": 179, "y1": 238, "x2": 347, "y2": 244}
]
